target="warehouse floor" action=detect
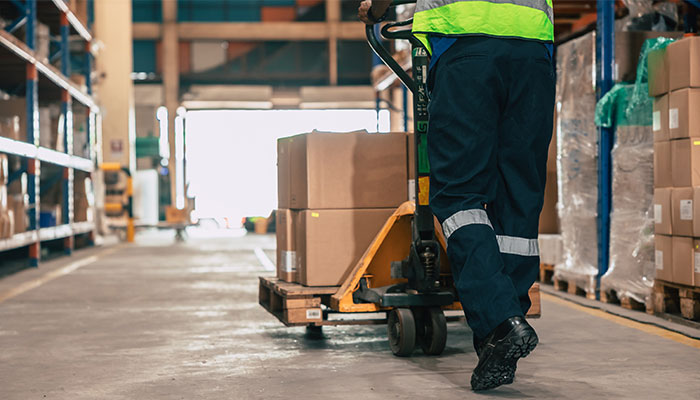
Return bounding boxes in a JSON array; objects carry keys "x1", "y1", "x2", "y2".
[{"x1": 1, "y1": 230, "x2": 699, "y2": 399}]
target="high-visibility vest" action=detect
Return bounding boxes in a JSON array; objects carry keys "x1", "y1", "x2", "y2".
[{"x1": 412, "y1": 0, "x2": 554, "y2": 54}]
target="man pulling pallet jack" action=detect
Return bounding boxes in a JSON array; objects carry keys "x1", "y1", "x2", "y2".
[{"x1": 359, "y1": 0, "x2": 555, "y2": 391}]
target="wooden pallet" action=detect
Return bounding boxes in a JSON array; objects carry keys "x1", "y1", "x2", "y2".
[
  {"x1": 539, "y1": 263, "x2": 555, "y2": 285},
  {"x1": 258, "y1": 277, "x2": 337, "y2": 327},
  {"x1": 553, "y1": 275, "x2": 597, "y2": 300},
  {"x1": 600, "y1": 288, "x2": 650, "y2": 313},
  {"x1": 652, "y1": 280, "x2": 700, "y2": 321}
]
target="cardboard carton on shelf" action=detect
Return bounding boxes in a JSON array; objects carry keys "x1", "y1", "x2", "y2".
[
  {"x1": 668, "y1": 88, "x2": 700, "y2": 139},
  {"x1": 671, "y1": 187, "x2": 694, "y2": 236},
  {"x1": 671, "y1": 138, "x2": 700, "y2": 187},
  {"x1": 276, "y1": 208, "x2": 297, "y2": 283},
  {"x1": 282, "y1": 131, "x2": 407, "y2": 210},
  {"x1": 655, "y1": 234, "x2": 674, "y2": 283},
  {"x1": 615, "y1": 31, "x2": 682, "y2": 84},
  {"x1": 654, "y1": 187, "x2": 672, "y2": 235},
  {"x1": 653, "y1": 94, "x2": 669, "y2": 142},
  {"x1": 8, "y1": 195, "x2": 27, "y2": 234},
  {"x1": 667, "y1": 36, "x2": 700, "y2": 92},
  {"x1": 653, "y1": 140, "x2": 672, "y2": 188},
  {"x1": 648, "y1": 47, "x2": 670, "y2": 97},
  {"x1": 672, "y1": 236, "x2": 695, "y2": 287},
  {"x1": 296, "y1": 208, "x2": 394, "y2": 287}
]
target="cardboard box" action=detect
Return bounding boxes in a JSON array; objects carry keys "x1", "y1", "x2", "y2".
[
  {"x1": 8, "y1": 195, "x2": 27, "y2": 234},
  {"x1": 539, "y1": 170, "x2": 559, "y2": 234},
  {"x1": 653, "y1": 95, "x2": 669, "y2": 142},
  {"x1": 165, "y1": 206, "x2": 189, "y2": 224},
  {"x1": 654, "y1": 187, "x2": 672, "y2": 235},
  {"x1": 288, "y1": 131, "x2": 407, "y2": 209},
  {"x1": 276, "y1": 209, "x2": 297, "y2": 283},
  {"x1": 653, "y1": 141, "x2": 672, "y2": 188},
  {"x1": 297, "y1": 208, "x2": 394, "y2": 286},
  {"x1": 0, "y1": 100, "x2": 25, "y2": 141},
  {"x1": 277, "y1": 137, "x2": 292, "y2": 209},
  {"x1": 648, "y1": 47, "x2": 669, "y2": 96},
  {"x1": 668, "y1": 36, "x2": 700, "y2": 92},
  {"x1": 671, "y1": 187, "x2": 694, "y2": 236},
  {"x1": 671, "y1": 138, "x2": 700, "y2": 187},
  {"x1": 655, "y1": 234, "x2": 673, "y2": 282},
  {"x1": 669, "y1": 88, "x2": 700, "y2": 139},
  {"x1": 672, "y1": 236, "x2": 694, "y2": 286},
  {"x1": 615, "y1": 31, "x2": 682, "y2": 83}
]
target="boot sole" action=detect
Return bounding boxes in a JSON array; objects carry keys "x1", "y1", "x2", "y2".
[{"x1": 470, "y1": 327, "x2": 538, "y2": 391}]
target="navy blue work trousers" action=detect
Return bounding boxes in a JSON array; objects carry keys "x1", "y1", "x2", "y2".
[{"x1": 427, "y1": 36, "x2": 555, "y2": 340}]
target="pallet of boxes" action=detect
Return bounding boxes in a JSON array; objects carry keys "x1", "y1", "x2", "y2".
[
  {"x1": 651, "y1": 36, "x2": 700, "y2": 321},
  {"x1": 260, "y1": 130, "x2": 409, "y2": 326}
]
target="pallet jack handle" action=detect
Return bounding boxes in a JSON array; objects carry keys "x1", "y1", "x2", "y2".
[{"x1": 365, "y1": 0, "x2": 423, "y2": 95}]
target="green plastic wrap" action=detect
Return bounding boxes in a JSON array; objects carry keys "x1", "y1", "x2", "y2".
[{"x1": 630, "y1": 36, "x2": 677, "y2": 108}]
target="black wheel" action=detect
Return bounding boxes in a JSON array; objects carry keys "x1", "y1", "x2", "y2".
[
  {"x1": 305, "y1": 325, "x2": 323, "y2": 339},
  {"x1": 419, "y1": 307, "x2": 447, "y2": 355},
  {"x1": 387, "y1": 308, "x2": 416, "y2": 357}
]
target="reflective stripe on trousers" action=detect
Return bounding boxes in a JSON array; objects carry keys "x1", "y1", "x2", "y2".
[{"x1": 441, "y1": 209, "x2": 539, "y2": 257}]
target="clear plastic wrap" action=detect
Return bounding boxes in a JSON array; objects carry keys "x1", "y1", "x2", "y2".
[
  {"x1": 597, "y1": 85, "x2": 654, "y2": 303},
  {"x1": 594, "y1": 45, "x2": 657, "y2": 305},
  {"x1": 554, "y1": 33, "x2": 599, "y2": 294}
]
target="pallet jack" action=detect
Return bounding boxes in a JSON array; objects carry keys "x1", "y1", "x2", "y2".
[
  {"x1": 353, "y1": 0, "x2": 456, "y2": 356},
  {"x1": 259, "y1": 0, "x2": 540, "y2": 357}
]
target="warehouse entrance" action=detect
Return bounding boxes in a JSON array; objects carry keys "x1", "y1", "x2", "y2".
[{"x1": 185, "y1": 109, "x2": 390, "y2": 225}]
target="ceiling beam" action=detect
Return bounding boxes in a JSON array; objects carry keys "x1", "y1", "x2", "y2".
[{"x1": 133, "y1": 22, "x2": 367, "y2": 41}]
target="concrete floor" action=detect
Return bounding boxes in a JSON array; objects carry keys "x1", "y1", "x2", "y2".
[{"x1": 1, "y1": 229, "x2": 699, "y2": 399}]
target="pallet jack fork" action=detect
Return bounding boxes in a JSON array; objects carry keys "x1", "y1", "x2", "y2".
[{"x1": 332, "y1": 0, "x2": 457, "y2": 356}]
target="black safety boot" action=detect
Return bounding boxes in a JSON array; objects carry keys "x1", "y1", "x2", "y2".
[{"x1": 470, "y1": 316, "x2": 538, "y2": 391}]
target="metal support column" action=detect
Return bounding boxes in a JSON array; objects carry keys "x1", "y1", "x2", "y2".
[
  {"x1": 25, "y1": 0, "x2": 39, "y2": 266},
  {"x1": 60, "y1": 12, "x2": 74, "y2": 254},
  {"x1": 596, "y1": 0, "x2": 615, "y2": 286}
]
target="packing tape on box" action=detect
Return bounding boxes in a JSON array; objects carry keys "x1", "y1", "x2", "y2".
[
  {"x1": 695, "y1": 252, "x2": 700, "y2": 274},
  {"x1": 655, "y1": 250, "x2": 663, "y2": 270},
  {"x1": 408, "y1": 179, "x2": 415, "y2": 202},
  {"x1": 654, "y1": 204, "x2": 662, "y2": 224},
  {"x1": 280, "y1": 250, "x2": 297, "y2": 273}
]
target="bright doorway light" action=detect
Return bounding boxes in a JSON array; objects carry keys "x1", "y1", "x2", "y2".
[{"x1": 185, "y1": 109, "x2": 390, "y2": 224}]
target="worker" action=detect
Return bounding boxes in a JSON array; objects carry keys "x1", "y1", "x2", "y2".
[{"x1": 359, "y1": 0, "x2": 554, "y2": 391}]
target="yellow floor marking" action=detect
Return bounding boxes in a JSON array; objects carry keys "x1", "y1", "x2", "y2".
[
  {"x1": 542, "y1": 292, "x2": 700, "y2": 350},
  {"x1": 0, "y1": 246, "x2": 121, "y2": 304}
]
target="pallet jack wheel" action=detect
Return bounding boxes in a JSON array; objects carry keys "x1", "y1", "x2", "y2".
[
  {"x1": 387, "y1": 308, "x2": 416, "y2": 357},
  {"x1": 418, "y1": 307, "x2": 447, "y2": 356}
]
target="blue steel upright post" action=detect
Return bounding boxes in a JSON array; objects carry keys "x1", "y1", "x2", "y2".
[
  {"x1": 60, "y1": 11, "x2": 74, "y2": 254},
  {"x1": 596, "y1": 0, "x2": 615, "y2": 291},
  {"x1": 25, "y1": 0, "x2": 40, "y2": 266}
]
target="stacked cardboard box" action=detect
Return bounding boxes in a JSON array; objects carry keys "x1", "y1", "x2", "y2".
[
  {"x1": 0, "y1": 153, "x2": 12, "y2": 238},
  {"x1": 651, "y1": 36, "x2": 700, "y2": 288},
  {"x1": 276, "y1": 131, "x2": 407, "y2": 286},
  {"x1": 74, "y1": 176, "x2": 94, "y2": 223}
]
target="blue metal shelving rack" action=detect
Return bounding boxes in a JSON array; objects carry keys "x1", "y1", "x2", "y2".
[
  {"x1": 595, "y1": 0, "x2": 615, "y2": 294},
  {"x1": 0, "y1": 0, "x2": 98, "y2": 266}
]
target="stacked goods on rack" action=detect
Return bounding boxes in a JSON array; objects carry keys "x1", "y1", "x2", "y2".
[
  {"x1": 74, "y1": 176, "x2": 94, "y2": 223},
  {"x1": 7, "y1": 172, "x2": 27, "y2": 234},
  {"x1": 552, "y1": 33, "x2": 599, "y2": 298},
  {"x1": 276, "y1": 130, "x2": 408, "y2": 286},
  {"x1": 595, "y1": 36, "x2": 664, "y2": 308},
  {"x1": 0, "y1": 153, "x2": 12, "y2": 238},
  {"x1": 650, "y1": 36, "x2": 700, "y2": 319}
]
